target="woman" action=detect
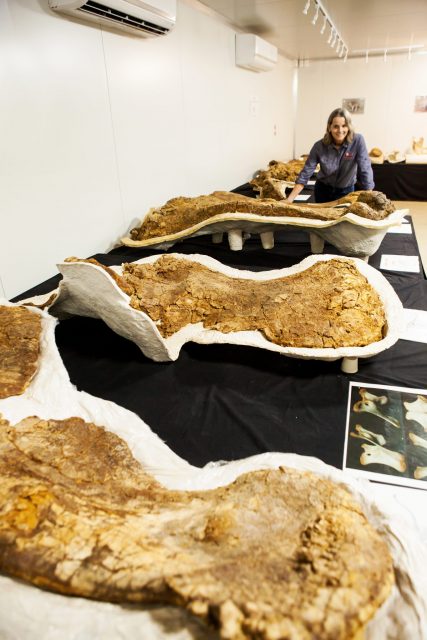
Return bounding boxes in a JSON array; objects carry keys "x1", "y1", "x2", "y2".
[{"x1": 285, "y1": 108, "x2": 374, "y2": 203}]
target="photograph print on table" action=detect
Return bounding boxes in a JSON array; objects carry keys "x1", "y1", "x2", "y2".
[{"x1": 343, "y1": 382, "x2": 427, "y2": 490}]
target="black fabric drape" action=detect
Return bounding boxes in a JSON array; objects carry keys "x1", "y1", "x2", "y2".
[{"x1": 372, "y1": 163, "x2": 427, "y2": 200}]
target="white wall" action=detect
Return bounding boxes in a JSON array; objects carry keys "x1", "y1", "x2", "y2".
[
  {"x1": 0, "y1": 0, "x2": 295, "y2": 299},
  {"x1": 295, "y1": 54, "x2": 427, "y2": 158}
]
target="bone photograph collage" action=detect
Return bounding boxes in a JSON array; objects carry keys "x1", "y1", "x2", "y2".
[{"x1": 1, "y1": 1, "x2": 427, "y2": 639}]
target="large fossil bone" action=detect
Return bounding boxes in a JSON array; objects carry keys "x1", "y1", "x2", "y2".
[
  {"x1": 0, "y1": 305, "x2": 41, "y2": 399},
  {"x1": 0, "y1": 414, "x2": 395, "y2": 640},
  {"x1": 353, "y1": 400, "x2": 401, "y2": 429},
  {"x1": 0, "y1": 300, "x2": 426, "y2": 640},
  {"x1": 121, "y1": 190, "x2": 407, "y2": 258},
  {"x1": 45, "y1": 254, "x2": 403, "y2": 373},
  {"x1": 360, "y1": 443, "x2": 407, "y2": 473}
]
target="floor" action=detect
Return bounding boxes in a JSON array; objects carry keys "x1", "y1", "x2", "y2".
[{"x1": 394, "y1": 200, "x2": 427, "y2": 275}]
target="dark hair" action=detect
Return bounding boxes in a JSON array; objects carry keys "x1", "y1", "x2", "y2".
[{"x1": 323, "y1": 108, "x2": 355, "y2": 144}]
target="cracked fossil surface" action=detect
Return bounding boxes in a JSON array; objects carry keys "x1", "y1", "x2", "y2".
[
  {"x1": 121, "y1": 255, "x2": 385, "y2": 348},
  {"x1": 0, "y1": 301, "x2": 426, "y2": 639},
  {"x1": 121, "y1": 191, "x2": 406, "y2": 257},
  {"x1": 0, "y1": 414, "x2": 394, "y2": 640},
  {"x1": 0, "y1": 305, "x2": 41, "y2": 399},
  {"x1": 48, "y1": 254, "x2": 402, "y2": 365}
]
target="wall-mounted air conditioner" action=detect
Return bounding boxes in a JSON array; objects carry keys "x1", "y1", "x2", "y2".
[
  {"x1": 235, "y1": 33, "x2": 278, "y2": 72},
  {"x1": 48, "y1": 0, "x2": 176, "y2": 36}
]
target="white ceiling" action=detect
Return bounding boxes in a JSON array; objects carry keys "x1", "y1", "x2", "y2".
[{"x1": 197, "y1": 0, "x2": 427, "y2": 61}]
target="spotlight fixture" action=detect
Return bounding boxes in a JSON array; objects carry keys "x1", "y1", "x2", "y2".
[
  {"x1": 302, "y1": 0, "x2": 348, "y2": 61},
  {"x1": 311, "y1": 3, "x2": 320, "y2": 25},
  {"x1": 320, "y1": 13, "x2": 327, "y2": 34},
  {"x1": 343, "y1": 48, "x2": 348, "y2": 62}
]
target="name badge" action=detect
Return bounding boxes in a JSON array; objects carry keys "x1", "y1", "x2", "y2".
[{"x1": 344, "y1": 152, "x2": 353, "y2": 158}]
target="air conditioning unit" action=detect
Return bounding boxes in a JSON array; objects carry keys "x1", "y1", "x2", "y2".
[
  {"x1": 48, "y1": 0, "x2": 176, "y2": 36},
  {"x1": 235, "y1": 33, "x2": 278, "y2": 72}
]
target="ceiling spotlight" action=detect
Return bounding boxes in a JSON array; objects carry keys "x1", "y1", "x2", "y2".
[
  {"x1": 320, "y1": 14, "x2": 327, "y2": 34},
  {"x1": 336, "y1": 39, "x2": 341, "y2": 53},
  {"x1": 327, "y1": 27, "x2": 333, "y2": 44},
  {"x1": 303, "y1": 0, "x2": 310, "y2": 15},
  {"x1": 343, "y1": 48, "x2": 348, "y2": 62},
  {"x1": 331, "y1": 31, "x2": 337, "y2": 47},
  {"x1": 311, "y1": 3, "x2": 320, "y2": 25}
]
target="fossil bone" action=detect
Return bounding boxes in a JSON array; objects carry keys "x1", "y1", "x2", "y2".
[
  {"x1": 47, "y1": 254, "x2": 403, "y2": 369},
  {"x1": 353, "y1": 400, "x2": 401, "y2": 428},
  {"x1": 414, "y1": 466, "x2": 427, "y2": 480},
  {"x1": 359, "y1": 387, "x2": 388, "y2": 405},
  {"x1": 405, "y1": 412, "x2": 427, "y2": 431},
  {"x1": 404, "y1": 396, "x2": 427, "y2": 430},
  {"x1": 408, "y1": 432, "x2": 427, "y2": 450},
  {"x1": 0, "y1": 305, "x2": 41, "y2": 399},
  {"x1": 360, "y1": 444, "x2": 406, "y2": 473},
  {"x1": 404, "y1": 395, "x2": 427, "y2": 413},
  {"x1": 121, "y1": 191, "x2": 407, "y2": 259},
  {"x1": 351, "y1": 424, "x2": 386, "y2": 446},
  {"x1": 0, "y1": 415, "x2": 395, "y2": 640}
]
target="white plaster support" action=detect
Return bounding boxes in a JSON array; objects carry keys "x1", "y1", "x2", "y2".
[
  {"x1": 228, "y1": 229, "x2": 243, "y2": 251},
  {"x1": 309, "y1": 233, "x2": 325, "y2": 254},
  {"x1": 341, "y1": 356, "x2": 358, "y2": 374},
  {"x1": 212, "y1": 232, "x2": 223, "y2": 244},
  {"x1": 260, "y1": 231, "x2": 274, "y2": 249}
]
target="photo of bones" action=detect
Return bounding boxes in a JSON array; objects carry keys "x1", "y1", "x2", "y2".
[
  {"x1": 345, "y1": 384, "x2": 427, "y2": 488},
  {"x1": 2, "y1": 0, "x2": 427, "y2": 638}
]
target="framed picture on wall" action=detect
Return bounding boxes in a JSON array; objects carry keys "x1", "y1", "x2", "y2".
[
  {"x1": 414, "y1": 96, "x2": 427, "y2": 112},
  {"x1": 342, "y1": 98, "x2": 365, "y2": 114}
]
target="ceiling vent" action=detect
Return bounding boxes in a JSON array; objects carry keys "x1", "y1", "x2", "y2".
[
  {"x1": 48, "y1": 0, "x2": 176, "y2": 36},
  {"x1": 235, "y1": 33, "x2": 278, "y2": 71}
]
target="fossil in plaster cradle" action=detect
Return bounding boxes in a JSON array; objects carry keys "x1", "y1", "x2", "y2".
[
  {"x1": 0, "y1": 302, "x2": 426, "y2": 639},
  {"x1": 250, "y1": 158, "x2": 307, "y2": 197},
  {"x1": 51, "y1": 253, "x2": 403, "y2": 374},
  {"x1": 121, "y1": 190, "x2": 408, "y2": 258},
  {"x1": 0, "y1": 305, "x2": 41, "y2": 399},
  {"x1": 0, "y1": 414, "x2": 395, "y2": 640}
]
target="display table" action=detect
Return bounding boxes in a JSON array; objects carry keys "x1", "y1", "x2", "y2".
[
  {"x1": 372, "y1": 162, "x2": 427, "y2": 200},
  {"x1": 13, "y1": 202, "x2": 427, "y2": 470}
]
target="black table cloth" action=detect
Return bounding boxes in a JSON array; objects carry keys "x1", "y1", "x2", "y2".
[{"x1": 372, "y1": 163, "x2": 427, "y2": 200}]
